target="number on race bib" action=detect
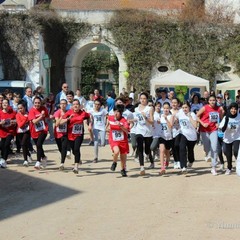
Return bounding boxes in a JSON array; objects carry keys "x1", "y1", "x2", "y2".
[
  {"x1": 230, "y1": 124, "x2": 237, "y2": 130},
  {"x1": 35, "y1": 120, "x2": 45, "y2": 132},
  {"x1": 209, "y1": 112, "x2": 219, "y2": 123},
  {"x1": 72, "y1": 124, "x2": 83, "y2": 134},
  {"x1": 57, "y1": 123, "x2": 67, "y2": 133},
  {"x1": 161, "y1": 124, "x2": 167, "y2": 131},
  {"x1": 112, "y1": 130, "x2": 124, "y2": 141},
  {"x1": 18, "y1": 124, "x2": 29, "y2": 133}
]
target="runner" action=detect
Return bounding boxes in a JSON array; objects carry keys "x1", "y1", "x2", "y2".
[
  {"x1": 108, "y1": 104, "x2": 130, "y2": 177},
  {"x1": 60, "y1": 99, "x2": 91, "y2": 174},
  {"x1": 175, "y1": 101, "x2": 197, "y2": 173},
  {"x1": 0, "y1": 99, "x2": 16, "y2": 168},
  {"x1": 89, "y1": 99, "x2": 108, "y2": 163},
  {"x1": 133, "y1": 92, "x2": 154, "y2": 175},
  {"x1": 28, "y1": 97, "x2": 49, "y2": 170},
  {"x1": 16, "y1": 101, "x2": 32, "y2": 167},
  {"x1": 197, "y1": 95, "x2": 223, "y2": 175},
  {"x1": 54, "y1": 99, "x2": 68, "y2": 170},
  {"x1": 219, "y1": 102, "x2": 240, "y2": 175},
  {"x1": 158, "y1": 102, "x2": 173, "y2": 175}
]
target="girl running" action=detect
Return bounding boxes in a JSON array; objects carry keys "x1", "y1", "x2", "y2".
[
  {"x1": 16, "y1": 101, "x2": 32, "y2": 167},
  {"x1": 175, "y1": 101, "x2": 197, "y2": 173},
  {"x1": 0, "y1": 99, "x2": 16, "y2": 168},
  {"x1": 54, "y1": 99, "x2": 68, "y2": 170},
  {"x1": 219, "y1": 102, "x2": 240, "y2": 175},
  {"x1": 61, "y1": 99, "x2": 91, "y2": 174},
  {"x1": 89, "y1": 99, "x2": 108, "y2": 163},
  {"x1": 197, "y1": 95, "x2": 223, "y2": 175},
  {"x1": 28, "y1": 97, "x2": 49, "y2": 170},
  {"x1": 108, "y1": 105, "x2": 130, "y2": 177}
]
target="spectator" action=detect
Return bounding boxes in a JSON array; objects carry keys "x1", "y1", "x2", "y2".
[
  {"x1": 23, "y1": 87, "x2": 33, "y2": 112},
  {"x1": 74, "y1": 89, "x2": 86, "y2": 109},
  {"x1": 106, "y1": 91, "x2": 115, "y2": 112},
  {"x1": 54, "y1": 83, "x2": 69, "y2": 110}
]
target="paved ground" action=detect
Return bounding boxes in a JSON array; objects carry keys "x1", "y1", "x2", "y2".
[{"x1": 1, "y1": 135, "x2": 240, "y2": 240}]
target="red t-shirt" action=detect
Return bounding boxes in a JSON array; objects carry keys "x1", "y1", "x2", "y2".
[
  {"x1": 54, "y1": 109, "x2": 67, "y2": 139},
  {"x1": 108, "y1": 115, "x2": 130, "y2": 146},
  {"x1": 0, "y1": 108, "x2": 17, "y2": 138},
  {"x1": 28, "y1": 106, "x2": 49, "y2": 138},
  {"x1": 16, "y1": 112, "x2": 29, "y2": 134},
  {"x1": 199, "y1": 104, "x2": 221, "y2": 133},
  {"x1": 63, "y1": 109, "x2": 90, "y2": 141}
]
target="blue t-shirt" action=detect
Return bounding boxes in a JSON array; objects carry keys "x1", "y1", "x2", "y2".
[{"x1": 106, "y1": 97, "x2": 115, "y2": 112}]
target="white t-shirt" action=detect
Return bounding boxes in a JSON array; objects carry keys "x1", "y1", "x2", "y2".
[
  {"x1": 90, "y1": 109, "x2": 108, "y2": 131},
  {"x1": 74, "y1": 95, "x2": 86, "y2": 108},
  {"x1": 159, "y1": 114, "x2": 173, "y2": 140},
  {"x1": 153, "y1": 111, "x2": 162, "y2": 138},
  {"x1": 176, "y1": 111, "x2": 197, "y2": 141},
  {"x1": 85, "y1": 100, "x2": 94, "y2": 113},
  {"x1": 219, "y1": 114, "x2": 240, "y2": 143},
  {"x1": 171, "y1": 109, "x2": 181, "y2": 138},
  {"x1": 134, "y1": 105, "x2": 153, "y2": 137}
]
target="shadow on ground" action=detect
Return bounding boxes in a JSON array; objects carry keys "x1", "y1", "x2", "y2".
[{"x1": 0, "y1": 169, "x2": 81, "y2": 221}]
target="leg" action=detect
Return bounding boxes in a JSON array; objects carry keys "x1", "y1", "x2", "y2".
[
  {"x1": 93, "y1": 129, "x2": 99, "y2": 160},
  {"x1": 223, "y1": 142, "x2": 233, "y2": 170},
  {"x1": 136, "y1": 134, "x2": 144, "y2": 166},
  {"x1": 2, "y1": 135, "x2": 14, "y2": 160},
  {"x1": 209, "y1": 131, "x2": 218, "y2": 167},
  {"x1": 187, "y1": 140, "x2": 196, "y2": 164},
  {"x1": 179, "y1": 134, "x2": 188, "y2": 168},
  {"x1": 200, "y1": 132, "x2": 211, "y2": 158},
  {"x1": 144, "y1": 137, "x2": 153, "y2": 164}
]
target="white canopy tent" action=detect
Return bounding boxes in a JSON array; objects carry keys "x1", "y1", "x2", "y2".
[{"x1": 150, "y1": 69, "x2": 210, "y2": 98}]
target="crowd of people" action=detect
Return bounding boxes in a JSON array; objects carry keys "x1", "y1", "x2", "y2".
[{"x1": 0, "y1": 83, "x2": 240, "y2": 177}]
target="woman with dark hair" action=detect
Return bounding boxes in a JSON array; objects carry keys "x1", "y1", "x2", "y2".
[
  {"x1": 197, "y1": 95, "x2": 223, "y2": 175},
  {"x1": 28, "y1": 96, "x2": 49, "y2": 170},
  {"x1": 223, "y1": 91, "x2": 232, "y2": 108},
  {"x1": 190, "y1": 94, "x2": 203, "y2": 114},
  {"x1": 133, "y1": 92, "x2": 154, "y2": 175},
  {"x1": 0, "y1": 99, "x2": 16, "y2": 168},
  {"x1": 219, "y1": 102, "x2": 240, "y2": 175},
  {"x1": 108, "y1": 104, "x2": 130, "y2": 177}
]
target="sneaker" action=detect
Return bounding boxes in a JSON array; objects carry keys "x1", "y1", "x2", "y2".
[
  {"x1": 182, "y1": 167, "x2": 187, "y2": 174},
  {"x1": 0, "y1": 158, "x2": 7, "y2": 168},
  {"x1": 144, "y1": 154, "x2": 149, "y2": 163},
  {"x1": 188, "y1": 162, "x2": 193, "y2": 168},
  {"x1": 110, "y1": 162, "x2": 117, "y2": 171},
  {"x1": 30, "y1": 149, "x2": 37, "y2": 154},
  {"x1": 121, "y1": 169, "x2": 127, "y2": 177},
  {"x1": 154, "y1": 155, "x2": 159, "y2": 161},
  {"x1": 173, "y1": 161, "x2": 179, "y2": 169},
  {"x1": 211, "y1": 167, "x2": 218, "y2": 176},
  {"x1": 23, "y1": 160, "x2": 29, "y2": 167},
  {"x1": 148, "y1": 163, "x2": 155, "y2": 169},
  {"x1": 205, "y1": 156, "x2": 212, "y2": 162},
  {"x1": 159, "y1": 168, "x2": 166, "y2": 175},
  {"x1": 164, "y1": 161, "x2": 169, "y2": 168},
  {"x1": 140, "y1": 170, "x2": 145, "y2": 175},
  {"x1": 225, "y1": 169, "x2": 231, "y2": 175},
  {"x1": 72, "y1": 167, "x2": 78, "y2": 174},
  {"x1": 66, "y1": 151, "x2": 71, "y2": 159},
  {"x1": 27, "y1": 155, "x2": 33, "y2": 163},
  {"x1": 220, "y1": 164, "x2": 224, "y2": 171},
  {"x1": 59, "y1": 164, "x2": 64, "y2": 171},
  {"x1": 93, "y1": 158, "x2": 98, "y2": 163},
  {"x1": 41, "y1": 156, "x2": 47, "y2": 169},
  {"x1": 34, "y1": 161, "x2": 41, "y2": 170}
]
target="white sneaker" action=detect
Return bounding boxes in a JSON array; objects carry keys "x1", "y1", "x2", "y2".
[
  {"x1": 174, "y1": 162, "x2": 179, "y2": 169},
  {"x1": 23, "y1": 160, "x2": 29, "y2": 167},
  {"x1": 177, "y1": 161, "x2": 181, "y2": 169},
  {"x1": 66, "y1": 151, "x2": 71, "y2": 159},
  {"x1": 188, "y1": 162, "x2": 193, "y2": 168},
  {"x1": 41, "y1": 156, "x2": 47, "y2": 169},
  {"x1": 211, "y1": 168, "x2": 218, "y2": 176},
  {"x1": 225, "y1": 169, "x2": 231, "y2": 175},
  {"x1": 0, "y1": 158, "x2": 7, "y2": 168},
  {"x1": 34, "y1": 161, "x2": 41, "y2": 170},
  {"x1": 27, "y1": 155, "x2": 33, "y2": 163},
  {"x1": 154, "y1": 155, "x2": 159, "y2": 161},
  {"x1": 205, "y1": 156, "x2": 212, "y2": 162},
  {"x1": 59, "y1": 164, "x2": 64, "y2": 171},
  {"x1": 220, "y1": 164, "x2": 224, "y2": 171},
  {"x1": 182, "y1": 167, "x2": 187, "y2": 174}
]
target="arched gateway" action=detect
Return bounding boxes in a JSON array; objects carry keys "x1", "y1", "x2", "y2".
[{"x1": 64, "y1": 26, "x2": 127, "y2": 95}]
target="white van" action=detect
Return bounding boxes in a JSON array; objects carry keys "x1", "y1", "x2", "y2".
[{"x1": 0, "y1": 80, "x2": 33, "y2": 97}]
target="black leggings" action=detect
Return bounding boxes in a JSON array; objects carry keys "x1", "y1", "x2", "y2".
[
  {"x1": 33, "y1": 133, "x2": 47, "y2": 162},
  {"x1": 18, "y1": 131, "x2": 31, "y2": 161},
  {"x1": 223, "y1": 140, "x2": 240, "y2": 170},
  {"x1": 179, "y1": 134, "x2": 196, "y2": 168},
  {"x1": 136, "y1": 134, "x2": 153, "y2": 166},
  {"x1": 172, "y1": 134, "x2": 181, "y2": 162},
  {"x1": 1, "y1": 135, "x2": 14, "y2": 160},
  {"x1": 68, "y1": 135, "x2": 84, "y2": 164},
  {"x1": 55, "y1": 135, "x2": 68, "y2": 164}
]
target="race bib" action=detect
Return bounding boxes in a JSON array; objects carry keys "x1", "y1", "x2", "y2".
[
  {"x1": 72, "y1": 124, "x2": 83, "y2": 134},
  {"x1": 136, "y1": 113, "x2": 145, "y2": 125},
  {"x1": 34, "y1": 120, "x2": 45, "y2": 132},
  {"x1": 57, "y1": 123, "x2": 67, "y2": 133},
  {"x1": 18, "y1": 124, "x2": 29, "y2": 133},
  {"x1": 112, "y1": 130, "x2": 124, "y2": 141},
  {"x1": 94, "y1": 115, "x2": 103, "y2": 126},
  {"x1": 180, "y1": 119, "x2": 189, "y2": 129},
  {"x1": 229, "y1": 122, "x2": 238, "y2": 131},
  {"x1": 161, "y1": 123, "x2": 168, "y2": 131},
  {"x1": 209, "y1": 112, "x2": 219, "y2": 123}
]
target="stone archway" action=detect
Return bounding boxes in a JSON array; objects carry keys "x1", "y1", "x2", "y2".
[{"x1": 65, "y1": 26, "x2": 127, "y2": 95}]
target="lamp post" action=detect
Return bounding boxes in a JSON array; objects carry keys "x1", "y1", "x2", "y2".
[{"x1": 42, "y1": 53, "x2": 51, "y2": 96}]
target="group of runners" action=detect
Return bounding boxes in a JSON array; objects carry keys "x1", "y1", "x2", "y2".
[{"x1": 0, "y1": 84, "x2": 240, "y2": 177}]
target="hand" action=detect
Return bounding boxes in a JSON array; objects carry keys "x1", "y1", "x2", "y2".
[
  {"x1": 202, "y1": 123, "x2": 209, "y2": 128},
  {"x1": 41, "y1": 110, "x2": 45, "y2": 118}
]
